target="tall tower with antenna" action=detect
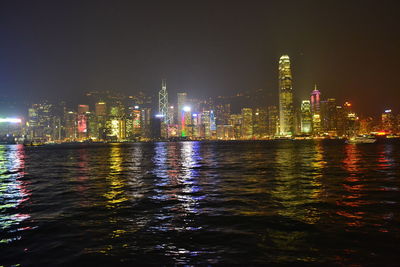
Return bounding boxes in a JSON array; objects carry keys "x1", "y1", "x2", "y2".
[
  {"x1": 158, "y1": 79, "x2": 169, "y2": 124},
  {"x1": 278, "y1": 55, "x2": 294, "y2": 136}
]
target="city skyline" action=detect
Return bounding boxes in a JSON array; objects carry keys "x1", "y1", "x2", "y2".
[
  {"x1": 1, "y1": 53, "x2": 399, "y2": 144},
  {"x1": 2, "y1": 2, "x2": 400, "y2": 265}
]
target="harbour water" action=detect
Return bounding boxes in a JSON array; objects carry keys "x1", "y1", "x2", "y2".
[{"x1": 1, "y1": 140, "x2": 399, "y2": 265}]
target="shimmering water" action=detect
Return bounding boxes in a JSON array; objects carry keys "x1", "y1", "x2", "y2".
[{"x1": 1, "y1": 140, "x2": 400, "y2": 266}]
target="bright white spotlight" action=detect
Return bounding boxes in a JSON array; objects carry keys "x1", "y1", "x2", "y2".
[
  {"x1": 0, "y1": 118, "x2": 22, "y2": 123},
  {"x1": 183, "y1": 106, "x2": 191, "y2": 112}
]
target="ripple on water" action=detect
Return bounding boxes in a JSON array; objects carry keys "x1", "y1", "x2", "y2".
[{"x1": 1, "y1": 141, "x2": 400, "y2": 265}]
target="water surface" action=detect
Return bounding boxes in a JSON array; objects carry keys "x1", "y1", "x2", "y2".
[{"x1": 1, "y1": 140, "x2": 399, "y2": 265}]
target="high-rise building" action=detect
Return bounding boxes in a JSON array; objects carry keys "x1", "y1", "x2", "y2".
[
  {"x1": 335, "y1": 105, "x2": 345, "y2": 136},
  {"x1": 177, "y1": 92, "x2": 187, "y2": 135},
  {"x1": 343, "y1": 102, "x2": 358, "y2": 136},
  {"x1": 267, "y1": 105, "x2": 278, "y2": 137},
  {"x1": 241, "y1": 108, "x2": 253, "y2": 139},
  {"x1": 126, "y1": 106, "x2": 141, "y2": 140},
  {"x1": 181, "y1": 106, "x2": 192, "y2": 137},
  {"x1": 158, "y1": 79, "x2": 169, "y2": 124},
  {"x1": 215, "y1": 104, "x2": 231, "y2": 126},
  {"x1": 106, "y1": 119, "x2": 126, "y2": 140},
  {"x1": 65, "y1": 111, "x2": 77, "y2": 140},
  {"x1": 210, "y1": 110, "x2": 216, "y2": 139},
  {"x1": 310, "y1": 84, "x2": 321, "y2": 135},
  {"x1": 382, "y1": 109, "x2": 395, "y2": 133},
  {"x1": 321, "y1": 98, "x2": 337, "y2": 135},
  {"x1": 77, "y1": 113, "x2": 87, "y2": 139},
  {"x1": 358, "y1": 117, "x2": 374, "y2": 135},
  {"x1": 86, "y1": 112, "x2": 98, "y2": 140},
  {"x1": 94, "y1": 102, "x2": 107, "y2": 141},
  {"x1": 140, "y1": 107, "x2": 152, "y2": 140},
  {"x1": 278, "y1": 55, "x2": 294, "y2": 136},
  {"x1": 167, "y1": 106, "x2": 175, "y2": 125},
  {"x1": 200, "y1": 110, "x2": 211, "y2": 139},
  {"x1": 253, "y1": 108, "x2": 268, "y2": 139},
  {"x1": 106, "y1": 102, "x2": 126, "y2": 141},
  {"x1": 27, "y1": 102, "x2": 56, "y2": 141},
  {"x1": 229, "y1": 114, "x2": 242, "y2": 139},
  {"x1": 77, "y1": 104, "x2": 89, "y2": 114},
  {"x1": 300, "y1": 100, "x2": 312, "y2": 134},
  {"x1": 95, "y1": 102, "x2": 107, "y2": 116},
  {"x1": 77, "y1": 105, "x2": 89, "y2": 140}
]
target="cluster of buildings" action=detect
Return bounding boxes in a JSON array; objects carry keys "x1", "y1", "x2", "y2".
[
  {"x1": 277, "y1": 55, "x2": 397, "y2": 137},
  {"x1": 0, "y1": 55, "x2": 398, "y2": 143}
]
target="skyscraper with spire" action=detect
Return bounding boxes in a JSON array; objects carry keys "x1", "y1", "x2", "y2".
[
  {"x1": 278, "y1": 55, "x2": 294, "y2": 136},
  {"x1": 158, "y1": 79, "x2": 169, "y2": 124},
  {"x1": 310, "y1": 84, "x2": 321, "y2": 135}
]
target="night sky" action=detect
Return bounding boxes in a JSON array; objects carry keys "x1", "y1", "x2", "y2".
[{"x1": 1, "y1": 0, "x2": 399, "y2": 115}]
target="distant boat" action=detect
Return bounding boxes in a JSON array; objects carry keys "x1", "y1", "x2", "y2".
[
  {"x1": 24, "y1": 141, "x2": 45, "y2": 146},
  {"x1": 345, "y1": 135, "x2": 376, "y2": 144}
]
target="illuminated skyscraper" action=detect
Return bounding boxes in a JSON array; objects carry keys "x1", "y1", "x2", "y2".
[
  {"x1": 253, "y1": 108, "x2": 268, "y2": 139},
  {"x1": 27, "y1": 102, "x2": 55, "y2": 141},
  {"x1": 229, "y1": 114, "x2": 242, "y2": 139},
  {"x1": 343, "y1": 102, "x2": 358, "y2": 136},
  {"x1": 300, "y1": 100, "x2": 312, "y2": 134},
  {"x1": 95, "y1": 102, "x2": 107, "y2": 116},
  {"x1": 382, "y1": 109, "x2": 395, "y2": 133},
  {"x1": 210, "y1": 110, "x2": 216, "y2": 138},
  {"x1": 181, "y1": 106, "x2": 191, "y2": 137},
  {"x1": 278, "y1": 55, "x2": 294, "y2": 136},
  {"x1": 241, "y1": 108, "x2": 253, "y2": 139},
  {"x1": 177, "y1": 92, "x2": 187, "y2": 135},
  {"x1": 158, "y1": 79, "x2": 169, "y2": 124},
  {"x1": 95, "y1": 102, "x2": 107, "y2": 140},
  {"x1": 215, "y1": 104, "x2": 231, "y2": 125},
  {"x1": 106, "y1": 102, "x2": 126, "y2": 141},
  {"x1": 310, "y1": 84, "x2": 321, "y2": 135},
  {"x1": 65, "y1": 111, "x2": 77, "y2": 140},
  {"x1": 77, "y1": 105, "x2": 89, "y2": 140}
]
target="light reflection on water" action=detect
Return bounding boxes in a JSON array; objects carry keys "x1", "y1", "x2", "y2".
[
  {"x1": 150, "y1": 142, "x2": 207, "y2": 263},
  {"x1": 0, "y1": 145, "x2": 30, "y2": 244},
  {"x1": 104, "y1": 144, "x2": 128, "y2": 207},
  {"x1": 1, "y1": 140, "x2": 400, "y2": 265},
  {"x1": 273, "y1": 141, "x2": 324, "y2": 224}
]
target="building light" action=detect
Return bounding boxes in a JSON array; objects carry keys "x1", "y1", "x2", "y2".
[
  {"x1": 111, "y1": 120, "x2": 119, "y2": 137},
  {"x1": 0, "y1": 118, "x2": 22, "y2": 123},
  {"x1": 183, "y1": 106, "x2": 191, "y2": 112},
  {"x1": 344, "y1": 102, "x2": 352, "y2": 107}
]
